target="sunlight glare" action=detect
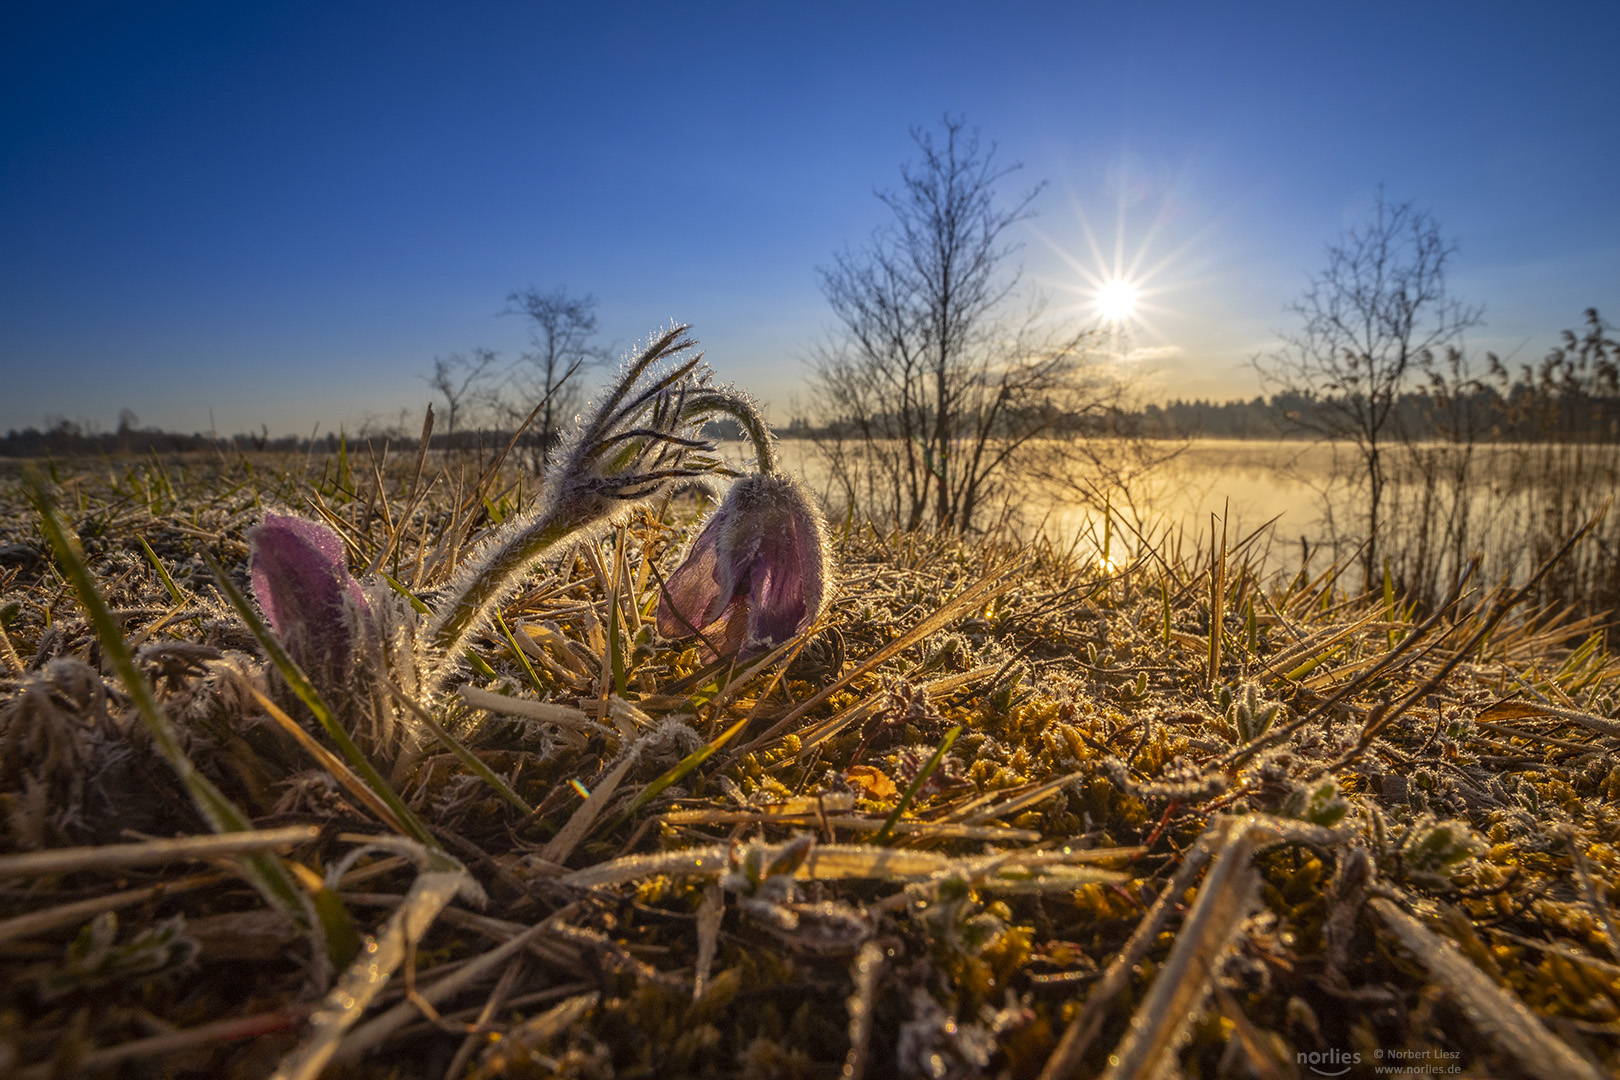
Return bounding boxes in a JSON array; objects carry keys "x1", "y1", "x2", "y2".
[
  {"x1": 1095, "y1": 279, "x2": 1138, "y2": 323},
  {"x1": 1029, "y1": 169, "x2": 1215, "y2": 363}
]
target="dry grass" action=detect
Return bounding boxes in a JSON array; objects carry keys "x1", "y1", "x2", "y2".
[{"x1": 1, "y1": 449, "x2": 1619, "y2": 1079}]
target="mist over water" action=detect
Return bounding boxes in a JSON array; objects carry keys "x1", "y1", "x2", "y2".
[
  {"x1": 760, "y1": 438, "x2": 1620, "y2": 607},
  {"x1": 773, "y1": 438, "x2": 1331, "y2": 549}
]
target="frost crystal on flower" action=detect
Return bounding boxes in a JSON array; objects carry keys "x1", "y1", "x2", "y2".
[
  {"x1": 249, "y1": 512, "x2": 370, "y2": 694},
  {"x1": 656, "y1": 472, "x2": 830, "y2": 657}
]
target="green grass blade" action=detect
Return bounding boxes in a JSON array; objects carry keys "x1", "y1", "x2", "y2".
[
  {"x1": 148, "y1": 449, "x2": 176, "y2": 503},
  {"x1": 1281, "y1": 645, "x2": 1340, "y2": 684},
  {"x1": 384, "y1": 680, "x2": 534, "y2": 815},
  {"x1": 1384, "y1": 556, "x2": 1398, "y2": 648},
  {"x1": 607, "y1": 591, "x2": 628, "y2": 697},
  {"x1": 31, "y1": 480, "x2": 308, "y2": 925},
  {"x1": 379, "y1": 571, "x2": 430, "y2": 614},
  {"x1": 875, "y1": 725, "x2": 962, "y2": 845},
  {"x1": 1102, "y1": 495, "x2": 1112, "y2": 565},
  {"x1": 289, "y1": 863, "x2": 362, "y2": 970},
  {"x1": 463, "y1": 648, "x2": 499, "y2": 681},
  {"x1": 139, "y1": 534, "x2": 203, "y2": 633},
  {"x1": 138, "y1": 535, "x2": 186, "y2": 606},
  {"x1": 493, "y1": 610, "x2": 546, "y2": 694},
  {"x1": 200, "y1": 548, "x2": 437, "y2": 849},
  {"x1": 1161, "y1": 578, "x2": 1172, "y2": 649},
  {"x1": 617, "y1": 712, "x2": 752, "y2": 825}
]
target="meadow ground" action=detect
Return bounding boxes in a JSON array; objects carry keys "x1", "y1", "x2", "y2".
[{"x1": 1, "y1": 449, "x2": 1619, "y2": 1079}]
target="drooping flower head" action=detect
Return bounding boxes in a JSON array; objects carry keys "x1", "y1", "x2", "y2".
[
  {"x1": 248, "y1": 512, "x2": 370, "y2": 695},
  {"x1": 657, "y1": 472, "x2": 831, "y2": 658},
  {"x1": 423, "y1": 325, "x2": 777, "y2": 686}
]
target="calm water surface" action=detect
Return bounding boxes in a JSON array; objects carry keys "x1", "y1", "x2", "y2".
[
  {"x1": 771, "y1": 438, "x2": 1337, "y2": 552},
  {"x1": 755, "y1": 438, "x2": 1618, "y2": 585}
]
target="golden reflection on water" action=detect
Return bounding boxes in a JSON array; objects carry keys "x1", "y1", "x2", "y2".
[
  {"x1": 740, "y1": 438, "x2": 1617, "y2": 582},
  {"x1": 770, "y1": 438, "x2": 1335, "y2": 541}
]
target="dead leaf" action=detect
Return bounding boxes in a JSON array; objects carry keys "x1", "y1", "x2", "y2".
[{"x1": 845, "y1": 766, "x2": 899, "y2": 801}]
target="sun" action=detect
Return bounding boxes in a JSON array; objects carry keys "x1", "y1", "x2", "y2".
[
  {"x1": 1094, "y1": 279, "x2": 1138, "y2": 323},
  {"x1": 1029, "y1": 165, "x2": 1211, "y2": 354}
]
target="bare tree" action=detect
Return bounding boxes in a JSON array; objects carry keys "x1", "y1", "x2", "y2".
[
  {"x1": 1257, "y1": 189, "x2": 1482, "y2": 589},
  {"x1": 808, "y1": 116, "x2": 1100, "y2": 534},
  {"x1": 425, "y1": 347, "x2": 501, "y2": 440},
  {"x1": 504, "y1": 286, "x2": 609, "y2": 457}
]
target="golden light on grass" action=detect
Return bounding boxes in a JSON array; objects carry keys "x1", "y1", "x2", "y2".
[{"x1": 3, "y1": 451, "x2": 1617, "y2": 1078}]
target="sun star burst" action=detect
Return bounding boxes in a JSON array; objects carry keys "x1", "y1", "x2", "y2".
[{"x1": 1095, "y1": 279, "x2": 1138, "y2": 323}]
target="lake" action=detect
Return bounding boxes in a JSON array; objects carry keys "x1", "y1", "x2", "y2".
[
  {"x1": 757, "y1": 437, "x2": 1620, "y2": 595},
  {"x1": 772, "y1": 437, "x2": 1343, "y2": 547}
]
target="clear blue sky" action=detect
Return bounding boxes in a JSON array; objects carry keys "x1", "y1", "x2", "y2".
[{"x1": 3, "y1": 1, "x2": 1616, "y2": 436}]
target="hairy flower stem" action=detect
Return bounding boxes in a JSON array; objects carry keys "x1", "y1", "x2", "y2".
[
  {"x1": 424, "y1": 397, "x2": 769, "y2": 670},
  {"x1": 424, "y1": 514, "x2": 576, "y2": 679},
  {"x1": 687, "y1": 391, "x2": 776, "y2": 474}
]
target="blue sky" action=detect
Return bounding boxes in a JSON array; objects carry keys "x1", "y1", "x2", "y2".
[{"x1": 2, "y1": 1, "x2": 1616, "y2": 435}]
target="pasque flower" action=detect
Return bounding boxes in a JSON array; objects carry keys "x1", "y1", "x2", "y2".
[
  {"x1": 657, "y1": 471, "x2": 830, "y2": 657},
  {"x1": 249, "y1": 512, "x2": 371, "y2": 697},
  {"x1": 240, "y1": 327, "x2": 815, "y2": 709},
  {"x1": 422, "y1": 325, "x2": 778, "y2": 688},
  {"x1": 230, "y1": 326, "x2": 809, "y2": 767}
]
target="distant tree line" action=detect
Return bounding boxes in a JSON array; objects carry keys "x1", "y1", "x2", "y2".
[
  {"x1": 11, "y1": 334, "x2": 1612, "y2": 460},
  {"x1": 0, "y1": 409, "x2": 750, "y2": 460},
  {"x1": 1127, "y1": 356, "x2": 1620, "y2": 442},
  {"x1": 0, "y1": 420, "x2": 392, "y2": 459},
  {"x1": 784, "y1": 352, "x2": 1620, "y2": 445}
]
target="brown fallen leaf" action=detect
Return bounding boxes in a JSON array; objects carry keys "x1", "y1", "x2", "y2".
[{"x1": 845, "y1": 765, "x2": 899, "y2": 801}]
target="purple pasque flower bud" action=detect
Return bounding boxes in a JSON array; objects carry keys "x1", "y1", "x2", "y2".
[
  {"x1": 248, "y1": 513, "x2": 371, "y2": 694},
  {"x1": 657, "y1": 472, "x2": 831, "y2": 657}
]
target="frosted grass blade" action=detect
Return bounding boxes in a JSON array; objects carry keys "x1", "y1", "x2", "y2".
[
  {"x1": 32, "y1": 481, "x2": 310, "y2": 928},
  {"x1": 271, "y1": 844, "x2": 481, "y2": 1080},
  {"x1": 1370, "y1": 898, "x2": 1604, "y2": 1080}
]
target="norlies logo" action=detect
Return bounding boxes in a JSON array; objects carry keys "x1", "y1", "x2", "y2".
[{"x1": 1299, "y1": 1048, "x2": 1361, "y2": 1076}]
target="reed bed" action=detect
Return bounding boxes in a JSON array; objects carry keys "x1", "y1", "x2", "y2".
[{"x1": 1, "y1": 447, "x2": 1618, "y2": 1079}]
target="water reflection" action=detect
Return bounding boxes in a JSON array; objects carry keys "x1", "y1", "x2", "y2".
[
  {"x1": 771, "y1": 437, "x2": 1333, "y2": 546},
  {"x1": 729, "y1": 438, "x2": 1618, "y2": 600}
]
